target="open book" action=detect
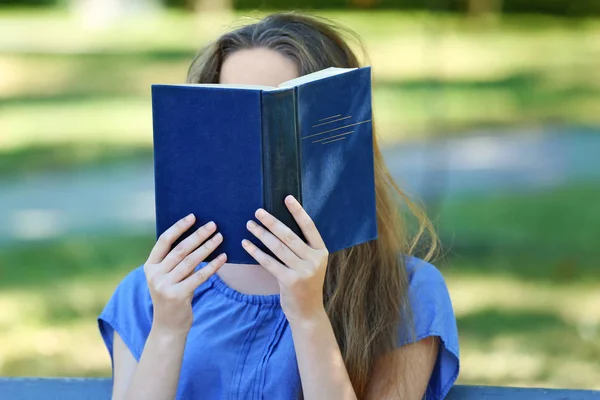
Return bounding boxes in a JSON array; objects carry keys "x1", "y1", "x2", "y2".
[{"x1": 151, "y1": 66, "x2": 377, "y2": 263}]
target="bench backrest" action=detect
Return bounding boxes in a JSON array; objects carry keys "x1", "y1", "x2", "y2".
[{"x1": 0, "y1": 378, "x2": 598, "y2": 399}]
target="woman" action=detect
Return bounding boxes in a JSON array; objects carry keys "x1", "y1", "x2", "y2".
[{"x1": 98, "y1": 12, "x2": 459, "y2": 400}]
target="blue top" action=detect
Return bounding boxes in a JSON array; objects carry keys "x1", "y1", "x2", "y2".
[{"x1": 98, "y1": 257, "x2": 460, "y2": 399}]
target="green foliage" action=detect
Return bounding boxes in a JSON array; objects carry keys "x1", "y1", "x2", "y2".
[
  {"x1": 9, "y1": 0, "x2": 598, "y2": 16},
  {"x1": 1, "y1": 0, "x2": 56, "y2": 6},
  {"x1": 211, "y1": 0, "x2": 600, "y2": 16},
  {"x1": 506, "y1": 0, "x2": 600, "y2": 16}
]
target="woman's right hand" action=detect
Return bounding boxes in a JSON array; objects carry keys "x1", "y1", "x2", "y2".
[{"x1": 143, "y1": 213, "x2": 227, "y2": 335}]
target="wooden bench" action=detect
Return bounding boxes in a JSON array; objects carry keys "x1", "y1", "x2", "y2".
[{"x1": 0, "y1": 378, "x2": 598, "y2": 399}]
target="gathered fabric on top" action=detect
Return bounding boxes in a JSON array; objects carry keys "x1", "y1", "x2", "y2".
[{"x1": 98, "y1": 256, "x2": 459, "y2": 400}]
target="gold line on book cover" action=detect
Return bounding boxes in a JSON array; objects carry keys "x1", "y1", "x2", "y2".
[
  {"x1": 312, "y1": 130, "x2": 354, "y2": 143},
  {"x1": 312, "y1": 116, "x2": 352, "y2": 128},
  {"x1": 321, "y1": 137, "x2": 346, "y2": 145},
  {"x1": 302, "y1": 119, "x2": 373, "y2": 140},
  {"x1": 318, "y1": 114, "x2": 341, "y2": 122}
]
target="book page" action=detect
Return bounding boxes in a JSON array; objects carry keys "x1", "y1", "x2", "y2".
[
  {"x1": 166, "y1": 83, "x2": 275, "y2": 90},
  {"x1": 275, "y1": 67, "x2": 356, "y2": 89},
  {"x1": 158, "y1": 68, "x2": 355, "y2": 91}
]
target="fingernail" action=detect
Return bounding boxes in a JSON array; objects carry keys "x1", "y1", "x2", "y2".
[
  {"x1": 186, "y1": 213, "x2": 195, "y2": 222},
  {"x1": 241, "y1": 239, "x2": 250, "y2": 247},
  {"x1": 205, "y1": 221, "x2": 216, "y2": 230},
  {"x1": 247, "y1": 220, "x2": 257, "y2": 229},
  {"x1": 218, "y1": 253, "x2": 227, "y2": 261},
  {"x1": 285, "y1": 195, "x2": 295, "y2": 205},
  {"x1": 212, "y1": 232, "x2": 222, "y2": 242},
  {"x1": 256, "y1": 209, "x2": 266, "y2": 218}
]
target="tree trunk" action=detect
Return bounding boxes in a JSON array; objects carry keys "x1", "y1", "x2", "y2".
[
  {"x1": 468, "y1": 0, "x2": 502, "y2": 17},
  {"x1": 349, "y1": 0, "x2": 380, "y2": 8},
  {"x1": 192, "y1": 0, "x2": 233, "y2": 12}
]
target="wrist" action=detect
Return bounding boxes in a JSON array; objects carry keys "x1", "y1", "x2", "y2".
[
  {"x1": 288, "y1": 308, "x2": 329, "y2": 332},
  {"x1": 150, "y1": 324, "x2": 190, "y2": 345}
]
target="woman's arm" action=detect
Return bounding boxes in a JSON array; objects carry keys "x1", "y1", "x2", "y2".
[
  {"x1": 290, "y1": 313, "x2": 438, "y2": 400},
  {"x1": 112, "y1": 329, "x2": 188, "y2": 400},
  {"x1": 110, "y1": 214, "x2": 227, "y2": 400},
  {"x1": 364, "y1": 336, "x2": 439, "y2": 400},
  {"x1": 242, "y1": 197, "x2": 439, "y2": 400},
  {"x1": 289, "y1": 310, "x2": 357, "y2": 400}
]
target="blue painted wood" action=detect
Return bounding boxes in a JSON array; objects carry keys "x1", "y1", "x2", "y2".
[
  {"x1": 0, "y1": 378, "x2": 598, "y2": 399},
  {"x1": 446, "y1": 385, "x2": 600, "y2": 399},
  {"x1": 0, "y1": 377, "x2": 112, "y2": 400}
]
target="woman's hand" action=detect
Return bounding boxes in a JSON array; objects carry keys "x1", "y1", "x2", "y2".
[
  {"x1": 242, "y1": 195, "x2": 329, "y2": 326},
  {"x1": 144, "y1": 214, "x2": 227, "y2": 335}
]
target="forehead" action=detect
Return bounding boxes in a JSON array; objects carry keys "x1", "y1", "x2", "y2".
[{"x1": 220, "y1": 48, "x2": 299, "y2": 87}]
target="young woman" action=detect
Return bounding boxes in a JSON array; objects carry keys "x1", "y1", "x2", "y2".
[{"x1": 98, "y1": 12, "x2": 459, "y2": 400}]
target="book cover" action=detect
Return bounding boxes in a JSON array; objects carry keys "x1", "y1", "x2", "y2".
[{"x1": 151, "y1": 66, "x2": 377, "y2": 264}]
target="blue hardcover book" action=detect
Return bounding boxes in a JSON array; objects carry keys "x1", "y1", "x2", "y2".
[{"x1": 152, "y1": 66, "x2": 377, "y2": 264}]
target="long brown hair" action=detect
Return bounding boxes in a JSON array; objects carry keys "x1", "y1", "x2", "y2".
[{"x1": 187, "y1": 12, "x2": 438, "y2": 399}]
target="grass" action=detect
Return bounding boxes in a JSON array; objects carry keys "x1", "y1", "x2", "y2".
[
  {"x1": 1, "y1": 184, "x2": 599, "y2": 388},
  {"x1": 0, "y1": 235, "x2": 153, "y2": 376},
  {"x1": 432, "y1": 183, "x2": 600, "y2": 387},
  {"x1": 449, "y1": 275, "x2": 600, "y2": 388},
  {"x1": 1, "y1": 10, "x2": 599, "y2": 175},
  {"x1": 0, "y1": 144, "x2": 153, "y2": 177},
  {"x1": 435, "y1": 184, "x2": 600, "y2": 281}
]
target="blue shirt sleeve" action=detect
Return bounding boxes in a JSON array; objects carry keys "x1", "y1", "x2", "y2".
[
  {"x1": 401, "y1": 257, "x2": 460, "y2": 400},
  {"x1": 98, "y1": 266, "x2": 153, "y2": 364}
]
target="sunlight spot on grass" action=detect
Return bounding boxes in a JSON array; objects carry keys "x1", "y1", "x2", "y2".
[
  {"x1": 553, "y1": 359, "x2": 600, "y2": 389},
  {"x1": 459, "y1": 334, "x2": 600, "y2": 389},
  {"x1": 460, "y1": 345, "x2": 545, "y2": 382},
  {"x1": 0, "y1": 293, "x2": 45, "y2": 328},
  {"x1": 0, "y1": 56, "x2": 75, "y2": 98},
  {"x1": 0, "y1": 320, "x2": 111, "y2": 377},
  {"x1": 0, "y1": 98, "x2": 152, "y2": 151},
  {"x1": 446, "y1": 274, "x2": 600, "y2": 324},
  {"x1": 0, "y1": 276, "x2": 121, "y2": 376},
  {"x1": 577, "y1": 318, "x2": 599, "y2": 343},
  {"x1": 447, "y1": 272, "x2": 600, "y2": 389}
]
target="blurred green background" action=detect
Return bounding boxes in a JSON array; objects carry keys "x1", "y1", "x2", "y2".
[{"x1": 1, "y1": 0, "x2": 599, "y2": 390}]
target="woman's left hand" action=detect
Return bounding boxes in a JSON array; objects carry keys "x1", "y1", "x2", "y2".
[{"x1": 242, "y1": 195, "x2": 329, "y2": 326}]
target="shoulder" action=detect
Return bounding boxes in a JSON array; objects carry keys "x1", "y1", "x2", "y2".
[
  {"x1": 98, "y1": 266, "x2": 153, "y2": 361},
  {"x1": 403, "y1": 256, "x2": 455, "y2": 325},
  {"x1": 402, "y1": 256, "x2": 458, "y2": 349},
  {"x1": 402, "y1": 256, "x2": 460, "y2": 399},
  {"x1": 405, "y1": 256, "x2": 446, "y2": 288},
  {"x1": 107, "y1": 266, "x2": 152, "y2": 311},
  {"x1": 116, "y1": 265, "x2": 149, "y2": 291},
  {"x1": 407, "y1": 257, "x2": 453, "y2": 308}
]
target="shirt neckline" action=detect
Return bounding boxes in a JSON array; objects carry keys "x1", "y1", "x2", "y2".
[{"x1": 207, "y1": 269, "x2": 281, "y2": 306}]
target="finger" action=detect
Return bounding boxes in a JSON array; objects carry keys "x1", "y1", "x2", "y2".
[
  {"x1": 285, "y1": 196, "x2": 326, "y2": 249},
  {"x1": 177, "y1": 253, "x2": 227, "y2": 293},
  {"x1": 242, "y1": 239, "x2": 291, "y2": 281},
  {"x1": 147, "y1": 213, "x2": 196, "y2": 264},
  {"x1": 246, "y1": 220, "x2": 301, "y2": 267},
  {"x1": 254, "y1": 209, "x2": 310, "y2": 257},
  {"x1": 160, "y1": 221, "x2": 217, "y2": 272},
  {"x1": 167, "y1": 232, "x2": 223, "y2": 283}
]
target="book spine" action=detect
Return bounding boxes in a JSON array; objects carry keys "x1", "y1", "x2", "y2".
[{"x1": 261, "y1": 89, "x2": 303, "y2": 239}]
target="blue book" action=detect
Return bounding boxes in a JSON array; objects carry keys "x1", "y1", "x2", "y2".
[{"x1": 152, "y1": 66, "x2": 377, "y2": 264}]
